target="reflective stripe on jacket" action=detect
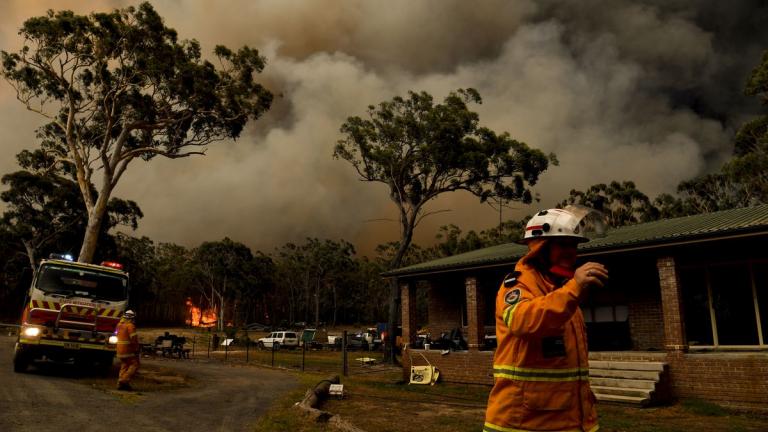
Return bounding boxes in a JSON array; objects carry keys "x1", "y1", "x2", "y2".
[
  {"x1": 485, "y1": 240, "x2": 598, "y2": 432},
  {"x1": 116, "y1": 318, "x2": 139, "y2": 359}
]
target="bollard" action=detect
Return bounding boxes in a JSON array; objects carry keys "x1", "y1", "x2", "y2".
[
  {"x1": 301, "y1": 341, "x2": 306, "y2": 372},
  {"x1": 271, "y1": 341, "x2": 275, "y2": 367},
  {"x1": 224, "y1": 338, "x2": 228, "y2": 361}
]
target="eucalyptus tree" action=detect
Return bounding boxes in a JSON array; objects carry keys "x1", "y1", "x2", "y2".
[
  {"x1": 2, "y1": 149, "x2": 141, "y2": 269},
  {"x1": 559, "y1": 181, "x2": 659, "y2": 227},
  {"x1": 1, "y1": 2, "x2": 272, "y2": 262},
  {"x1": 335, "y1": 88, "x2": 554, "y2": 360}
]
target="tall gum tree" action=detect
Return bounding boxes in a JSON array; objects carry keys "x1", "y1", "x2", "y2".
[
  {"x1": 335, "y1": 88, "x2": 555, "y2": 360},
  {"x1": 1, "y1": 148, "x2": 142, "y2": 270},
  {"x1": 1, "y1": 3, "x2": 272, "y2": 262}
]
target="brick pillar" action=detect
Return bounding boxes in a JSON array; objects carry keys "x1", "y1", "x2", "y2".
[
  {"x1": 465, "y1": 276, "x2": 484, "y2": 351},
  {"x1": 400, "y1": 280, "x2": 417, "y2": 349},
  {"x1": 657, "y1": 257, "x2": 687, "y2": 352}
]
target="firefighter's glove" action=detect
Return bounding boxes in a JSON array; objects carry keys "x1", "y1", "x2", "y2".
[{"x1": 574, "y1": 262, "x2": 609, "y2": 294}]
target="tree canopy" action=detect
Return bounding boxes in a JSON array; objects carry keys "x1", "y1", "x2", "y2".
[
  {"x1": 1, "y1": 2, "x2": 272, "y2": 262},
  {"x1": 335, "y1": 88, "x2": 554, "y2": 269},
  {"x1": 1, "y1": 149, "x2": 142, "y2": 269},
  {"x1": 559, "y1": 181, "x2": 659, "y2": 227},
  {"x1": 335, "y1": 88, "x2": 554, "y2": 362}
]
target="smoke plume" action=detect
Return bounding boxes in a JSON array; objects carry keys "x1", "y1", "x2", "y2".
[{"x1": 0, "y1": 0, "x2": 765, "y2": 255}]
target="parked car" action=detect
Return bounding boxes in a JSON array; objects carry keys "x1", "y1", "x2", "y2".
[{"x1": 257, "y1": 331, "x2": 299, "y2": 350}]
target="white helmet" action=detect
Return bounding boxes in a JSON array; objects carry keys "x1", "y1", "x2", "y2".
[
  {"x1": 520, "y1": 205, "x2": 605, "y2": 244},
  {"x1": 124, "y1": 310, "x2": 136, "y2": 319}
]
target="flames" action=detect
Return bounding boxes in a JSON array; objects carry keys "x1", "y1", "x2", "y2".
[{"x1": 186, "y1": 298, "x2": 217, "y2": 327}]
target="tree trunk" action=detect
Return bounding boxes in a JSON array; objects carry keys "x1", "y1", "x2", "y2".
[
  {"x1": 332, "y1": 284, "x2": 337, "y2": 327},
  {"x1": 304, "y1": 270, "x2": 310, "y2": 324},
  {"x1": 314, "y1": 277, "x2": 320, "y2": 328},
  {"x1": 78, "y1": 190, "x2": 111, "y2": 263},
  {"x1": 385, "y1": 211, "x2": 415, "y2": 363},
  {"x1": 22, "y1": 240, "x2": 36, "y2": 271}
]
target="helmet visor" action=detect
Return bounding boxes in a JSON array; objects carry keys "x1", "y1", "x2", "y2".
[{"x1": 564, "y1": 205, "x2": 606, "y2": 240}]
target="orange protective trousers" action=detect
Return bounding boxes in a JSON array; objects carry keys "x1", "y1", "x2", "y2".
[{"x1": 118, "y1": 356, "x2": 139, "y2": 384}]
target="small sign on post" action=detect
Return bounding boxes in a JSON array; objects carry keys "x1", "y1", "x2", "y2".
[{"x1": 329, "y1": 384, "x2": 344, "y2": 399}]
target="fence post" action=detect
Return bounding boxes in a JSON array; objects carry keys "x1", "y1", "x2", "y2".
[
  {"x1": 302, "y1": 341, "x2": 306, "y2": 372},
  {"x1": 342, "y1": 330, "x2": 348, "y2": 377},
  {"x1": 207, "y1": 334, "x2": 211, "y2": 358},
  {"x1": 271, "y1": 342, "x2": 275, "y2": 367},
  {"x1": 246, "y1": 339, "x2": 250, "y2": 363},
  {"x1": 225, "y1": 338, "x2": 228, "y2": 361},
  {"x1": 192, "y1": 336, "x2": 196, "y2": 358}
]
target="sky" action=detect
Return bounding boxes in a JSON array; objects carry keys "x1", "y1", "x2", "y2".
[{"x1": 0, "y1": 0, "x2": 765, "y2": 256}]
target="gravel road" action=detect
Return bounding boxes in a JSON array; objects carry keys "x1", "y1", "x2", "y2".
[{"x1": 0, "y1": 334, "x2": 299, "y2": 432}]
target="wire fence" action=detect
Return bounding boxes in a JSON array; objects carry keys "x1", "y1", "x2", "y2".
[
  {"x1": 146, "y1": 330, "x2": 394, "y2": 377},
  {"x1": 1, "y1": 323, "x2": 396, "y2": 377}
]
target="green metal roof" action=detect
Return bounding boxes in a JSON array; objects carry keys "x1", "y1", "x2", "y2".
[{"x1": 384, "y1": 204, "x2": 768, "y2": 278}]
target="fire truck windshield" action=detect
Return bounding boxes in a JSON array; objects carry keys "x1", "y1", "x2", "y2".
[{"x1": 35, "y1": 264, "x2": 128, "y2": 301}]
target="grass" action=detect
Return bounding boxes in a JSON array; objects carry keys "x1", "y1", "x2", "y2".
[
  {"x1": 680, "y1": 398, "x2": 728, "y2": 416},
  {"x1": 133, "y1": 329, "x2": 768, "y2": 432},
  {"x1": 248, "y1": 367, "x2": 768, "y2": 432},
  {"x1": 251, "y1": 373, "x2": 333, "y2": 432}
]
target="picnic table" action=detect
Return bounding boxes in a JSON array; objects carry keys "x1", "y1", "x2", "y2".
[{"x1": 141, "y1": 335, "x2": 191, "y2": 359}]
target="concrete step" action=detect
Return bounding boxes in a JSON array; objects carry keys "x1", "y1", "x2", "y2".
[
  {"x1": 590, "y1": 368, "x2": 660, "y2": 381},
  {"x1": 591, "y1": 385, "x2": 653, "y2": 398},
  {"x1": 589, "y1": 360, "x2": 666, "y2": 372},
  {"x1": 590, "y1": 377, "x2": 657, "y2": 390},
  {"x1": 595, "y1": 393, "x2": 650, "y2": 406}
]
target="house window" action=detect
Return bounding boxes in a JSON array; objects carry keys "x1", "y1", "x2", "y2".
[
  {"x1": 681, "y1": 260, "x2": 766, "y2": 347},
  {"x1": 680, "y1": 268, "x2": 714, "y2": 346},
  {"x1": 756, "y1": 266, "x2": 768, "y2": 342},
  {"x1": 581, "y1": 305, "x2": 629, "y2": 322}
]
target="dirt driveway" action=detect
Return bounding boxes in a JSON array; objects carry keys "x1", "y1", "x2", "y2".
[{"x1": 0, "y1": 334, "x2": 299, "y2": 432}]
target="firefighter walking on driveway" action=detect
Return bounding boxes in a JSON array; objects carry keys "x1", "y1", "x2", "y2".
[
  {"x1": 485, "y1": 206, "x2": 609, "y2": 432},
  {"x1": 116, "y1": 310, "x2": 140, "y2": 391}
]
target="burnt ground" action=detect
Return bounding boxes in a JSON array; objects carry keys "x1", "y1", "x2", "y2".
[{"x1": 0, "y1": 334, "x2": 299, "y2": 432}]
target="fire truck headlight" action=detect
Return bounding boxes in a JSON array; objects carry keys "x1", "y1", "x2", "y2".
[
  {"x1": 23, "y1": 327, "x2": 41, "y2": 337},
  {"x1": 108, "y1": 335, "x2": 118, "y2": 344}
]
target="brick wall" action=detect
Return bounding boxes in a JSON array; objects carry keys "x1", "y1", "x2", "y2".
[
  {"x1": 591, "y1": 351, "x2": 768, "y2": 412},
  {"x1": 667, "y1": 352, "x2": 768, "y2": 412},
  {"x1": 401, "y1": 282, "x2": 416, "y2": 347},
  {"x1": 657, "y1": 257, "x2": 687, "y2": 350},
  {"x1": 403, "y1": 348, "x2": 495, "y2": 385},
  {"x1": 465, "y1": 277, "x2": 485, "y2": 349},
  {"x1": 628, "y1": 294, "x2": 665, "y2": 350},
  {"x1": 402, "y1": 349, "x2": 768, "y2": 412}
]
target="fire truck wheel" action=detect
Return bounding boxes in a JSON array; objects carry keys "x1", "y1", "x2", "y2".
[{"x1": 13, "y1": 348, "x2": 30, "y2": 373}]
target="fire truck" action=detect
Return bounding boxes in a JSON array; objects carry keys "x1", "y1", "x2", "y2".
[{"x1": 13, "y1": 255, "x2": 130, "y2": 373}]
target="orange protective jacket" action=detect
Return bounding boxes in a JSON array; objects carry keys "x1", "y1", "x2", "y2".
[
  {"x1": 116, "y1": 318, "x2": 139, "y2": 359},
  {"x1": 484, "y1": 240, "x2": 598, "y2": 432}
]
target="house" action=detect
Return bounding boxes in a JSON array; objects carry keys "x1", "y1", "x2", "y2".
[{"x1": 384, "y1": 205, "x2": 768, "y2": 411}]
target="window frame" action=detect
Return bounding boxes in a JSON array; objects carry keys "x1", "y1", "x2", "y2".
[{"x1": 680, "y1": 258, "x2": 767, "y2": 349}]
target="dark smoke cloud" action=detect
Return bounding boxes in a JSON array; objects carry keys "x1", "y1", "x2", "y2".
[{"x1": 0, "y1": 1, "x2": 764, "y2": 255}]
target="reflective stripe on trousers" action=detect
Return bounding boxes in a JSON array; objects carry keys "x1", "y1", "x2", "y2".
[{"x1": 483, "y1": 422, "x2": 599, "y2": 432}]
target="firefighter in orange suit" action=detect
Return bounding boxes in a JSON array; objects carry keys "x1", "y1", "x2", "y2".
[
  {"x1": 485, "y1": 206, "x2": 609, "y2": 432},
  {"x1": 116, "y1": 310, "x2": 140, "y2": 391}
]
